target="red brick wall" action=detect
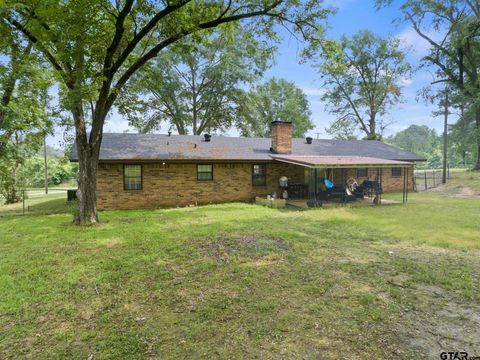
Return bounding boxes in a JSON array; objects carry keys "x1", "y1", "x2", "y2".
[
  {"x1": 271, "y1": 122, "x2": 292, "y2": 154},
  {"x1": 96, "y1": 162, "x2": 414, "y2": 209},
  {"x1": 96, "y1": 162, "x2": 304, "y2": 209}
]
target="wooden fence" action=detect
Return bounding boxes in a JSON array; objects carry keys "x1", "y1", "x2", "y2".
[{"x1": 414, "y1": 169, "x2": 449, "y2": 191}]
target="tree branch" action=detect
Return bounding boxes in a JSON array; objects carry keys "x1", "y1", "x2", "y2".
[
  {"x1": 108, "y1": 0, "x2": 192, "y2": 77},
  {"x1": 4, "y1": 15, "x2": 67, "y2": 80},
  {"x1": 103, "y1": 0, "x2": 135, "y2": 73},
  {"x1": 106, "y1": 1, "x2": 285, "y2": 109}
]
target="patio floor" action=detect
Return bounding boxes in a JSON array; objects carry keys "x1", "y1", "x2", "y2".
[{"x1": 286, "y1": 197, "x2": 402, "y2": 209}]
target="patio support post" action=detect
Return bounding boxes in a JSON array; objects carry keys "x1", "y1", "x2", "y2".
[
  {"x1": 380, "y1": 168, "x2": 383, "y2": 205},
  {"x1": 406, "y1": 167, "x2": 409, "y2": 204},
  {"x1": 307, "y1": 168, "x2": 318, "y2": 206},
  {"x1": 402, "y1": 167, "x2": 407, "y2": 204}
]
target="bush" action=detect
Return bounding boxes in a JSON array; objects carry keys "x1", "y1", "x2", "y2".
[{"x1": 21, "y1": 156, "x2": 78, "y2": 187}]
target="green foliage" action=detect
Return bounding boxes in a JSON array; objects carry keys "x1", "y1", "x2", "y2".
[
  {"x1": 316, "y1": 30, "x2": 411, "y2": 140},
  {"x1": 21, "y1": 155, "x2": 78, "y2": 188},
  {"x1": 118, "y1": 28, "x2": 273, "y2": 135},
  {"x1": 1, "y1": 0, "x2": 332, "y2": 222},
  {"x1": 0, "y1": 157, "x2": 27, "y2": 203},
  {"x1": 237, "y1": 77, "x2": 314, "y2": 137},
  {"x1": 0, "y1": 28, "x2": 54, "y2": 203},
  {"x1": 1, "y1": 0, "x2": 330, "y2": 122},
  {"x1": 449, "y1": 109, "x2": 479, "y2": 167},
  {"x1": 377, "y1": 0, "x2": 480, "y2": 169},
  {"x1": 387, "y1": 125, "x2": 442, "y2": 168}
]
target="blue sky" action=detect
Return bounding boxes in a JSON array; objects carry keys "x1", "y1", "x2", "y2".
[
  {"x1": 50, "y1": 0, "x2": 451, "y2": 146},
  {"x1": 262, "y1": 0, "x2": 451, "y2": 139}
]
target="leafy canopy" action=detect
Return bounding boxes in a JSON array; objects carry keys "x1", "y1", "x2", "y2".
[
  {"x1": 376, "y1": 0, "x2": 480, "y2": 168},
  {"x1": 387, "y1": 125, "x2": 442, "y2": 168},
  {"x1": 1, "y1": 0, "x2": 332, "y2": 222},
  {"x1": 0, "y1": 23, "x2": 53, "y2": 203},
  {"x1": 316, "y1": 30, "x2": 411, "y2": 140},
  {"x1": 118, "y1": 26, "x2": 273, "y2": 135},
  {"x1": 237, "y1": 77, "x2": 314, "y2": 138}
]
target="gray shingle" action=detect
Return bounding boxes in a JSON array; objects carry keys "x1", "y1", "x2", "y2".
[{"x1": 69, "y1": 133, "x2": 425, "y2": 162}]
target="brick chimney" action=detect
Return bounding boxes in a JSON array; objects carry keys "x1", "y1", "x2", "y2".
[{"x1": 271, "y1": 121, "x2": 292, "y2": 154}]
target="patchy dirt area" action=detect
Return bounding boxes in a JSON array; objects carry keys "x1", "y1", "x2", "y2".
[
  {"x1": 197, "y1": 234, "x2": 289, "y2": 263},
  {"x1": 379, "y1": 245, "x2": 480, "y2": 358},
  {"x1": 450, "y1": 186, "x2": 480, "y2": 197},
  {"x1": 427, "y1": 184, "x2": 480, "y2": 197},
  {"x1": 400, "y1": 285, "x2": 480, "y2": 358}
]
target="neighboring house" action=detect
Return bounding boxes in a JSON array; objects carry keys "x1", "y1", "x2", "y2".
[{"x1": 70, "y1": 121, "x2": 424, "y2": 209}]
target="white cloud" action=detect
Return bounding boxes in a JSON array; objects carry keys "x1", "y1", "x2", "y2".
[
  {"x1": 299, "y1": 86, "x2": 326, "y2": 97},
  {"x1": 399, "y1": 77, "x2": 413, "y2": 87},
  {"x1": 105, "y1": 109, "x2": 136, "y2": 133},
  {"x1": 324, "y1": 0, "x2": 357, "y2": 10},
  {"x1": 396, "y1": 26, "x2": 443, "y2": 59}
]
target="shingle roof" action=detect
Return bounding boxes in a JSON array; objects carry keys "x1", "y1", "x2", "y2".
[
  {"x1": 69, "y1": 133, "x2": 425, "y2": 162},
  {"x1": 272, "y1": 155, "x2": 413, "y2": 168}
]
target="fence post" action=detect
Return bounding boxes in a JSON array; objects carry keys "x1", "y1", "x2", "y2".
[
  {"x1": 22, "y1": 190, "x2": 25, "y2": 215},
  {"x1": 433, "y1": 170, "x2": 436, "y2": 187},
  {"x1": 424, "y1": 170, "x2": 427, "y2": 190}
]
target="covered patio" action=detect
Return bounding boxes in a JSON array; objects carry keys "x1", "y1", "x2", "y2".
[{"x1": 272, "y1": 155, "x2": 413, "y2": 208}]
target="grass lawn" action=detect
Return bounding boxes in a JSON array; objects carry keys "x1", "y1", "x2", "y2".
[{"x1": 1, "y1": 172, "x2": 479, "y2": 359}]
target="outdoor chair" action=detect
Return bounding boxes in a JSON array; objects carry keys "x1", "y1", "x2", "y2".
[
  {"x1": 353, "y1": 186, "x2": 365, "y2": 198},
  {"x1": 362, "y1": 180, "x2": 382, "y2": 198},
  {"x1": 286, "y1": 183, "x2": 308, "y2": 199}
]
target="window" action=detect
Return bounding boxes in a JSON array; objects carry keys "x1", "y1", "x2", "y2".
[
  {"x1": 252, "y1": 164, "x2": 266, "y2": 186},
  {"x1": 124, "y1": 164, "x2": 142, "y2": 190},
  {"x1": 197, "y1": 164, "x2": 213, "y2": 181},
  {"x1": 356, "y1": 168, "x2": 368, "y2": 177},
  {"x1": 391, "y1": 167, "x2": 402, "y2": 177}
]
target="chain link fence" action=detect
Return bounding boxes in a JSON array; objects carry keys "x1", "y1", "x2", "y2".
[
  {"x1": 0, "y1": 188, "x2": 74, "y2": 216},
  {"x1": 414, "y1": 169, "x2": 449, "y2": 191}
]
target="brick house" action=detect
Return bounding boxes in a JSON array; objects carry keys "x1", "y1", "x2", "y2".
[{"x1": 70, "y1": 121, "x2": 424, "y2": 209}]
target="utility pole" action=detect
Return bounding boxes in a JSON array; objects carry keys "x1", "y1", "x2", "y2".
[
  {"x1": 44, "y1": 136, "x2": 48, "y2": 194},
  {"x1": 442, "y1": 92, "x2": 448, "y2": 184}
]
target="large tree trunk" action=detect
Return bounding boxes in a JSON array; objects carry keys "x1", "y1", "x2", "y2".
[
  {"x1": 72, "y1": 106, "x2": 102, "y2": 225},
  {"x1": 366, "y1": 115, "x2": 380, "y2": 140},
  {"x1": 75, "y1": 143, "x2": 100, "y2": 225}
]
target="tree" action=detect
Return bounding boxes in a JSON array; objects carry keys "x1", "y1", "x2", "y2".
[
  {"x1": 21, "y1": 154, "x2": 78, "y2": 188},
  {"x1": 119, "y1": 28, "x2": 272, "y2": 135},
  {"x1": 1, "y1": 0, "x2": 330, "y2": 224},
  {"x1": 316, "y1": 30, "x2": 411, "y2": 140},
  {"x1": 0, "y1": 27, "x2": 52, "y2": 204},
  {"x1": 377, "y1": 0, "x2": 480, "y2": 169},
  {"x1": 237, "y1": 77, "x2": 314, "y2": 137},
  {"x1": 449, "y1": 109, "x2": 478, "y2": 167},
  {"x1": 0, "y1": 24, "x2": 31, "y2": 155},
  {"x1": 387, "y1": 125, "x2": 442, "y2": 168}
]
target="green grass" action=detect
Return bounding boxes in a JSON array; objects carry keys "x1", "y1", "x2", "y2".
[
  {"x1": 444, "y1": 169, "x2": 480, "y2": 192},
  {"x1": 0, "y1": 192, "x2": 70, "y2": 216},
  {"x1": 1, "y1": 172, "x2": 479, "y2": 359}
]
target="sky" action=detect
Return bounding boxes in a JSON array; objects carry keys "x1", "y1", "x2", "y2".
[{"x1": 49, "y1": 0, "x2": 452, "y2": 147}]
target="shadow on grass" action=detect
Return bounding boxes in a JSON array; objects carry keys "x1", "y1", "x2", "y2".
[{"x1": 0, "y1": 198, "x2": 72, "y2": 217}]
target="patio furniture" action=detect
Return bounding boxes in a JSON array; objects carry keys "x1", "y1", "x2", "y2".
[
  {"x1": 286, "y1": 183, "x2": 308, "y2": 199},
  {"x1": 362, "y1": 180, "x2": 382, "y2": 198},
  {"x1": 326, "y1": 186, "x2": 356, "y2": 203},
  {"x1": 353, "y1": 185, "x2": 365, "y2": 198}
]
